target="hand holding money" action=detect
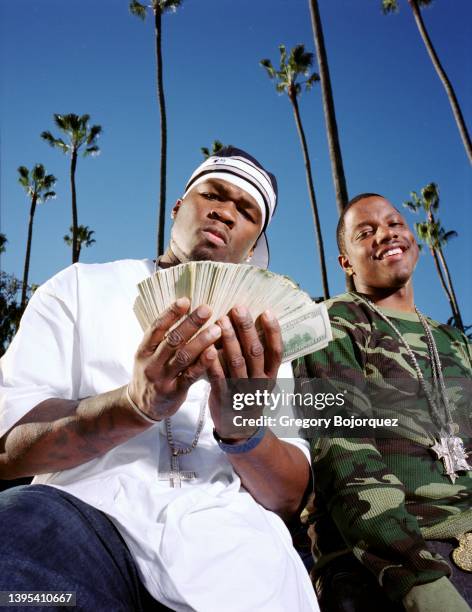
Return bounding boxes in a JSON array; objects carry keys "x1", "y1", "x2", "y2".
[
  {"x1": 128, "y1": 299, "x2": 222, "y2": 422},
  {"x1": 134, "y1": 262, "x2": 332, "y2": 363},
  {"x1": 207, "y1": 306, "x2": 282, "y2": 438}
]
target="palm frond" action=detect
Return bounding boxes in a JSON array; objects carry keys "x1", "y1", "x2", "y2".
[
  {"x1": 291, "y1": 44, "x2": 313, "y2": 73},
  {"x1": 0, "y1": 233, "x2": 7, "y2": 254},
  {"x1": 278, "y1": 44, "x2": 287, "y2": 67},
  {"x1": 422, "y1": 182, "x2": 439, "y2": 212},
  {"x1": 442, "y1": 230, "x2": 458, "y2": 243},
  {"x1": 86, "y1": 124, "x2": 102, "y2": 144},
  {"x1": 17, "y1": 166, "x2": 30, "y2": 185},
  {"x1": 130, "y1": 0, "x2": 147, "y2": 19},
  {"x1": 43, "y1": 174, "x2": 57, "y2": 189},
  {"x1": 305, "y1": 72, "x2": 320, "y2": 90},
  {"x1": 53, "y1": 113, "x2": 68, "y2": 131},
  {"x1": 41, "y1": 131, "x2": 69, "y2": 153},
  {"x1": 42, "y1": 191, "x2": 56, "y2": 201},
  {"x1": 382, "y1": 0, "x2": 399, "y2": 14},
  {"x1": 159, "y1": 0, "x2": 182, "y2": 12},
  {"x1": 83, "y1": 145, "x2": 100, "y2": 157},
  {"x1": 32, "y1": 164, "x2": 46, "y2": 182},
  {"x1": 260, "y1": 59, "x2": 276, "y2": 79},
  {"x1": 403, "y1": 200, "x2": 419, "y2": 213}
]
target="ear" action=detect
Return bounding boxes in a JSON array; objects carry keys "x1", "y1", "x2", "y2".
[
  {"x1": 171, "y1": 199, "x2": 183, "y2": 220},
  {"x1": 338, "y1": 253, "x2": 354, "y2": 276}
]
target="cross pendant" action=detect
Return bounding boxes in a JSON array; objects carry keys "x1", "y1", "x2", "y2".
[
  {"x1": 431, "y1": 434, "x2": 472, "y2": 484},
  {"x1": 158, "y1": 452, "x2": 197, "y2": 488}
]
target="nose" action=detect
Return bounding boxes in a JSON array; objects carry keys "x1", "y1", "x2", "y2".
[
  {"x1": 375, "y1": 223, "x2": 397, "y2": 244},
  {"x1": 208, "y1": 203, "x2": 236, "y2": 228}
]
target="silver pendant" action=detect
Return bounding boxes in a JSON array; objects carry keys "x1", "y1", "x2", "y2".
[
  {"x1": 158, "y1": 451, "x2": 197, "y2": 488},
  {"x1": 431, "y1": 433, "x2": 472, "y2": 484}
]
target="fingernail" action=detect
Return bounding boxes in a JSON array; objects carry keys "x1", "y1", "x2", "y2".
[
  {"x1": 206, "y1": 346, "x2": 217, "y2": 360},
  {"x1": 264, "y1": 309, "x2": 275, "y2": 321},
  {"x1": 234, "y1": 306, "x2": 247, "y2": 318},
  {"x1": 219, "y1": 315, "x2": 231, "y2": 330},
  {"x1": 197, "y1": 304, "x2": 211, "y2": 318},
  {"x1": 209, "y1": 324, "x2": 222, "y2": 338},
  {"x1": 176, "y1": 297, "x2": 189, "y2": 308}
]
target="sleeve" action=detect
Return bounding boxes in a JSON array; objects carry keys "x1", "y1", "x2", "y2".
[
  {"x1": 277, "y1": 361, "x2": 311, "y2": 464},
  {"x1": 0, "y1": 265, "x2": 80, "y2": 437},
  {"x1": 294, "y1": 299, "x2": 451, "y2": 602}
]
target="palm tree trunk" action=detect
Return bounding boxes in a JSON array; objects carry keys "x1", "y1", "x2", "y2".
[
  {"x1": 308, "y1": 0, "x2": 348, "y2": 214},
  {"x1": 290, "y1": 92, "x2": 330, "y2": 299},
  {"x1": 70, "y1": 149, "x2": 79, "y2": 263},
  {"x1": 409, "y1": 0, "x2": 472, "y2": 164},
  {"x1": 429, "y1": 246, "x2": 458, "y2": 325},
  {"x1": 308, "y1": 0, "x2": 353, "y2": 291},
  {"x1": 436, "y1": 245, "x2": 465, "y2": 332},
  {"x1": 21, "y1": 194, "x2": 37, "y2": 309},
  {"x1": 154, "y1": 8, "x2": 167, "y2": 259}
]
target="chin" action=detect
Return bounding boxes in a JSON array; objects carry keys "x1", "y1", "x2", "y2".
[{"x1": 189, "y1": 245, "x2": 230, "y2": 263}]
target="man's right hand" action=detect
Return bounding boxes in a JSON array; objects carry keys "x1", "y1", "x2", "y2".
[{"x1": 128, "y1": 297, "x2": 221, "y2": 422}]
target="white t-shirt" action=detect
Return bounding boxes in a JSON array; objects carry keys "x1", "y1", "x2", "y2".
[{"x1": 0, "y1": 259, "x2": 318, "y2": 612}]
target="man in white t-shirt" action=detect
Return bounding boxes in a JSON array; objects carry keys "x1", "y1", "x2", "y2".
[{"x1": 0, "y1": 147, "x2": 318, "y2": 612}]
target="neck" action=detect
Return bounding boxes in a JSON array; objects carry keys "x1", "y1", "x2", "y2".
[
  {"x1": 354, "y1": 280, "x2": 415, "y2": 312},
  {"x1": 158, "y1": 240, "x2": 189, "y2": 268}
]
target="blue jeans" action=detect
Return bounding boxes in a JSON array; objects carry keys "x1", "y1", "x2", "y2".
[{"x1": 0, "y1": 485, "x2": 171, "y2": 611}]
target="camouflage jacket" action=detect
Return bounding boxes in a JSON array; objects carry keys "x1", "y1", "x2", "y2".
[{"x1": 294, "y1": 292, "x2": 472, "y2": 602}]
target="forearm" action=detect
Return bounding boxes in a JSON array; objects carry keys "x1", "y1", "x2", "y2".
[
  {"x1": 313, "y1": 436, "x2": 451, "y2": 600},
  {"x1": 226, "y1": 430, "x2": 310, "y2": 520},
  {"x1": 0, "y1": 386, "x2": 150, "y2": 479}
]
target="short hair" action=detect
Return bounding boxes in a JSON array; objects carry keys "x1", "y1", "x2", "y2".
[{"x1": 336, "y1": 193, "x2": 385, "y2": 254}]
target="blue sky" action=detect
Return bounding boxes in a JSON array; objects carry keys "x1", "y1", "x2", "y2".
[{"x1": 1, "y1": 0, "x2": 471, "y2": 325}]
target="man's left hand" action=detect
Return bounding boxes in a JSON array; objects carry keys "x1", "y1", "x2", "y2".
[{"x1": 207, "y1": 306, "x2": 282, "y2": 437}]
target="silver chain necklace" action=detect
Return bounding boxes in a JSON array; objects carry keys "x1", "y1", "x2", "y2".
[
  {"x1": 356, "y1": 294, "x2": 471, "y2": 483},
  {"x1": 159, "y1": 386, "x2": 210, "y2": 488},
  {"x1": 153, "y1": 260, "x2": 209, "y2": 488}
]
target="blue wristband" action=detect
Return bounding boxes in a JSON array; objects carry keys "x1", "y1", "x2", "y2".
[{"x1": 213, "y1": 426, "x2": 266, "y2": 454}]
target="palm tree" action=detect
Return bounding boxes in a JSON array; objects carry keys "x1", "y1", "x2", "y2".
[
  {"x1": 201, "y1": 140, "x2": 225, "y2": 159},
  {"x1": 63, "y1": 225, "x2": 96, "y2": 261},
  {"x1": 17, "y1": 164, "x2": 57, "y2": 308},
  {"x1": 260, "y1": 44, "x2": 330, "y2": 299},
  {"x1": 308, "y1": 0, "x2": 348, "y2": 215},
  {"x1": 382, "y1": 0, "x2": 472, "y2": 164},
  {"x1": 0, "y1": 233, "x2": 7, "y2": 255},
  {"x1": 404, "y1": 183, "x2": 465, "y2": 331},
  {"x1": 129, "y1": 0, "x2": 182, "y2": 259},
  {"x1": 41, "y1": 114, "x2": 101, "y2": 263}
]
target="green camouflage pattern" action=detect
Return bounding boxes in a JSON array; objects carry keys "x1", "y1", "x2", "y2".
[{"x1": 294, "y1": 292, "x2": 472, "y2": 601}]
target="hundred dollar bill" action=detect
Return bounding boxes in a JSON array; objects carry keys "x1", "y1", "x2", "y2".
[{"x1": 278, "y1": 302, "x2": 332, "y2": 362}]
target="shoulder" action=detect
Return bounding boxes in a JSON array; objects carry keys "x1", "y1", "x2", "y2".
[
  {"x1": 324, "y1": 292, "x2": 378, "y2": 336},
  {"x1": 426, "y1": 316, "x2": 472, "y2": 370},
  {"x1": 37, "y1": 259, "x2": 154, "y2": 296}
]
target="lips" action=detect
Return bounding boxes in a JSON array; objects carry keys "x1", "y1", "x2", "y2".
[
  {"x1": 201, "y1": 225, "x2": 229, "y2": 247},
  {"x1": 375, "y1": 244, "x2": 407, "y2": 260}
]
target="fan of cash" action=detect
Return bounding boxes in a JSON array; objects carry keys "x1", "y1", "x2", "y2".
[{"x1": 134, "y1": 262, "x2": 332, "y2": 363}]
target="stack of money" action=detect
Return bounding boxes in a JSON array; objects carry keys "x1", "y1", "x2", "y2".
[{"x1": 134, "y1": 262, "x2": 332, "y2": 362}]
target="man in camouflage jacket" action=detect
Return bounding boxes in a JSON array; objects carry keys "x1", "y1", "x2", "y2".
[{"x1": 295, "y1": 194, "x2": 471, "y2": 611}]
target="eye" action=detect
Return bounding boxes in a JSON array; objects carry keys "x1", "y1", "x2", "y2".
[
  {"x1": 356, "y1": 229, "x2": 373, "y2": 240},
  {"x1": 390, "y1": 221, "x2": 403, "y2": 227},
  {"x1": 201, "y1": 192, "x2": 219, "y2": 200},
  {"x1": 239, "y1": 207, "x2": 256, "y2": 223}
]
